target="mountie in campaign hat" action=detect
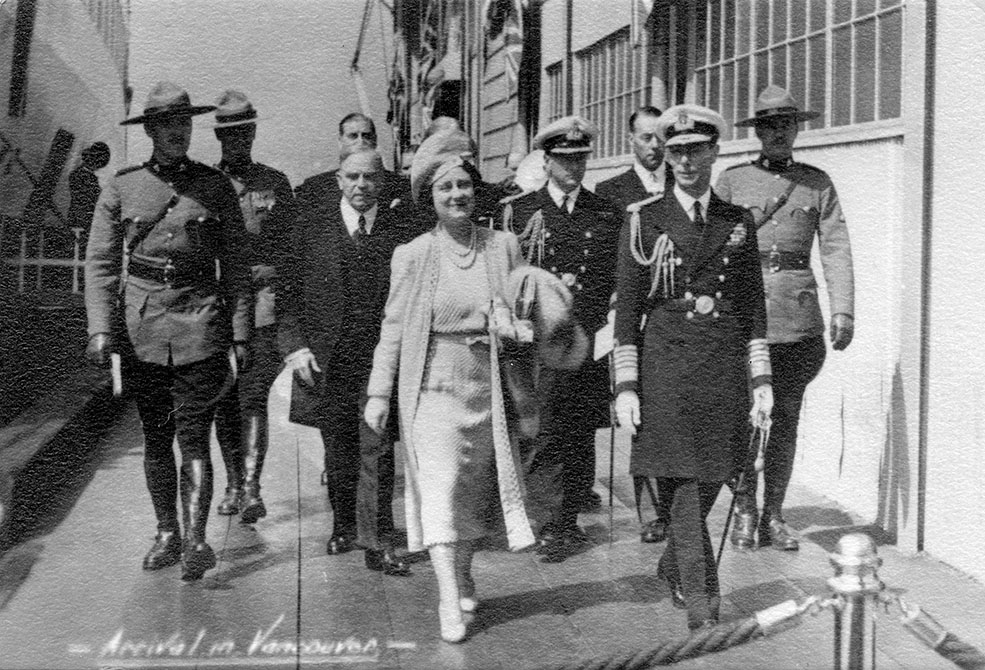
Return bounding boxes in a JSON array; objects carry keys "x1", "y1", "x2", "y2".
[
  {"x1": 212, "y1": 90, "x2": 263, "y2": 128},
  {"x1": 120, "y1": 82, "x2": 216, "y2": 126},
  {"x1": 735, "y1": 85, "x2": 821, "y2": 127},
  {"x1": 533, "y1": 116, "x2": 597, "y2": 155},
  {"x1": 409, "y1": 129, "x2": 476, "y2": 203},
  {"x1": 656, "y1": 104, "x2": 727, "y2": 147}
]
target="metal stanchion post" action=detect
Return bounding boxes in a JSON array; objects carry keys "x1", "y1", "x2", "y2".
[{"x1": 828, "y1": 533, "x2": 885, "y2": 670}]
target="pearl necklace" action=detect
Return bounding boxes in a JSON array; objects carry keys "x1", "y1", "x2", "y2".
[{"x1": 441, "y1": 225, "x2": 477, "y2": 269}]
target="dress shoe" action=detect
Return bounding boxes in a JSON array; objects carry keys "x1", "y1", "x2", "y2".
[
  {"x1": 438, "y1": 602, "x2": 467, "y2": 643},
  {"x1": 365, "y1": 549, "x2": 411, "y2": 576},
  {"x1": 540, "y1": 527, "x2": 592, "y2": 564},
  {"x1": 216, "y1": 487, "x2": 242, "y2": 516},
  {"x1": 142, "y1": 531, "x2": 182, "y2": 570},
  {"x1": 659, "y1": 570, "x2": 686, "y2": 610},
  {"x1": 640, "y1": 518, "x2": 667, "y2": 543},
  {"x1": 180, "y1": 541, "x2": 216, "y2": 581},
  {"x1": 730, "y1": 510, "x2": 758, "y2": 550},
  {"x1": 688, "y1": 618, "x2": 719, "y2": 633},
  {"x1": 759, "y1": 517, "x2": 800, "y2": 551},
  {"x1": 239, "y1": 483, "x2": 266, "y2": 524},
  {"x1": 326, "y1": 534, "x2": 356, "y2": 555},
  {"x1": 459, "y1": 574, "x2": 478, "y2": 612},
  {"x1": 577, "y1": 490, "x2": 603, "y2": 512}
]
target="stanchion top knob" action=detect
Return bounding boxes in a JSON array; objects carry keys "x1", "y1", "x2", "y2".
[{"x1": 828, "y1": 533, "x2": 884, "y2": 595}]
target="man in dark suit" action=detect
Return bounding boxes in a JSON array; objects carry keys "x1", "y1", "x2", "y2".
[
  {"x1": 321, "y1": 112, "x2": 410, "y2": 207},
  {"x1": 68, "y1": 141, "x2": 110, "y2": 254},
  {"x1": 209, "y1": 90, "x2": 295, "y2": 525},
  {"x1": 278, "y1": 149, "x2": 418, "y2": 575},
  {"x1": 85, "y1": 82, "x2": 252, "y2": 581},
  {"x1": 505, "y1": 115, "x2": 621, "y2": 562},
  {"x1": 595, "y1": 105, "x2": 673, "y2": 545}
]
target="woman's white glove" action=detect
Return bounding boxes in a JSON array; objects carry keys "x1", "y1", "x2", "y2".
[
  {"x1": 615, "y1": 390, "x2": 641, "y2": 436},
  {"x1": 364, "y1": 396, "x2": 390, "y2": 435},
  {"x1": 750, "y1": 384, "x2": 774, "y2": 430},
  {"x1": 488, "y1": 297, "x2": 534, "y2": 344}
]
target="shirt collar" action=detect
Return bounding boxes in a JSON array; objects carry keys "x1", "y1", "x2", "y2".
[
  {"x1": 547, "y1": 180, "x2": 581, "y2": 212},
  {"x1": 755, "y1": 155, "x2": 794, "y2": 172},
  {"x1": 673, "y1": 184, "x2": 711, "y2": 221},
  {"x1": 217, "y1": 158, "x2": 254, "y2": 176},
  {"x1": 340, "y1": 198, "x2": 378, "y2": 235},
  {"x1": 633, "y1": 160, "x2": 666, "y2": 194}
]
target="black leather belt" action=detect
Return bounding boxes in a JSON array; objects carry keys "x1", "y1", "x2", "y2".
[
  {"x1": 127, "y1": 260, "x2": 213, "y2": 288},
  {"x1": 761, "y1": 250, "x2": 811, "y2": 272}
]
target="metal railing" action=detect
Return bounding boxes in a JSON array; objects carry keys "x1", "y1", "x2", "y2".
[{"x1": 1, "y1": 221, "x2": 85, "y2": 297}]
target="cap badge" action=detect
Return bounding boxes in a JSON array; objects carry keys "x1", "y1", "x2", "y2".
[
  {"x1": 565, "y1": 127, "x2": 584, "y2": 141},
  {"x1": 675, "y1": 112, "x2": 694, "y2": 131}
]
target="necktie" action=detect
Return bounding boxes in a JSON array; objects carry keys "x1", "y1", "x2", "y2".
[
  {"x1": 650, "y1": 171, "x2": 661, "y2": 193},
  {"x1": 560, "y1": 195, "x2": 570, "y2": 214},
  {"x1": 694, "y1": 201, "x2": 705, "y2": 230},
  {"x1": 354, "y1": 214, "x2": 367, "y2": 246}
]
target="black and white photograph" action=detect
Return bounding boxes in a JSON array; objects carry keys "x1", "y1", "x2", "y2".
[{"x1": 0, "y1": 1, "x2": 983, "y2": 668}]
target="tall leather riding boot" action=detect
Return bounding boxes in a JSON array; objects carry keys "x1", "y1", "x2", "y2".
[
  {"x1": 239, "y1": 414, "x2": 269, "y2": 524},
  {"x1": 142, "y1": 454, "x2": 181, "y2": 570},
  {"x1": 215, "y1": 385, "x2": 245, "y2": 515},
  {"x1": 180, "y1": 458, "x2": 216, "y2": 581}
]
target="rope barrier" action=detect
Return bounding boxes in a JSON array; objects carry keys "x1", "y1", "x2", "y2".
[
  {"x1": 892, "y1": 596, "x2": 985, "y2": 670},
  {"x1": 538, "y1": 596, "x2": 835, "y2": 670}
]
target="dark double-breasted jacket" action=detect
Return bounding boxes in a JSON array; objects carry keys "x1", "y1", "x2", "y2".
[
  {"x1": 715, "y1": 157, "x2": 854, "y2": 344},
  {"x1": 85, "y1": 158, "x2": 252, "y2": 366},
  {"x1": 215, "y1": 160, "x2": 295, "y2": 329},
  {"x1": 504, "y1": 185, "x2": 621, "y2": 427},
  {"x1": 276, "y1": 171, "x2": 421, "y2": 424},
  {"x1": 613, "y1": 191, "x2": 767, "y2": 481}
]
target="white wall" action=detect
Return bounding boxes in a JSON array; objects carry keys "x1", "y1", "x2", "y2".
[{"x1": 923, "y1": 0, "x2": 985, "y2": 582}]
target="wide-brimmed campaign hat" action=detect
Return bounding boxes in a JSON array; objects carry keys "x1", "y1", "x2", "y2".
[
  {"x1": 211, "y1": 90, "x2": 263, "y2": 128},
  {"x1": 409, "y1": 129, "x2": 476, "y2": 203},
  {"x1": 656, "y1": 104, "x2": 727, "y2": 147},
  {"x1": 121, "y1": 82, "x2": 216, "y2": 126},
  {"x1": 735, "y1": 85, "x2": 820, "y2": 127},
  {"x1": 533, "y1": 115, "x2": 596, "y2": 155}
]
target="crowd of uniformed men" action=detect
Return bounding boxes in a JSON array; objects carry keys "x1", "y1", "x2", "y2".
[{"x1": 82, "y1": 78, "x2": 853, "y2": 634}]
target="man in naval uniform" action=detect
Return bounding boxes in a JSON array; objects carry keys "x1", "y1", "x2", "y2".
[
  {"x1": 504, "y1": 115, "x2": 621, "y2": 562},
  {"x1": 612, "y1": 104, "x2": 773, "y2": 631},
  {"x1": 210, "y1": 90, "x2": 295, "y2": 524},
  {"x1": 84, "y1": 82, "x2": 252, "y2": 581},
  {"x1": 278, "y1": 149, "x2": 417, "y2": 576},
  {"x1": 595, "y1": 105, "x2": 674, "y2": 545},
  {"x1": 715, "y1": 85, "x2": 855, "y2": 552}
]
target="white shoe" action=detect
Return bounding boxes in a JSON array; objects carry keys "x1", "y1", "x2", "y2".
[{"x1": 439, "y1": 602, "x2": 467, "y2": 643}]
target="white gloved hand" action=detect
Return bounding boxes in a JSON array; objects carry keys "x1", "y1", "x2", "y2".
[
  {"x1": 364, "y1": 396, "x2": 391, "y2": 435},
  {"x1": 750, "y1": 384, "x2": 774, "y2": 430},
  {"x1": 615, "y1": 390, "x2": 641, "y2": 436},
  {"x1": 285, "y1": 348, "x2": 321, "y2": 386}
]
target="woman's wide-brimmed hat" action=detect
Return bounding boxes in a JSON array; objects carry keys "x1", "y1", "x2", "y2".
[
  {"x1": 735, "y1": 85, "x2": 820, "y2": 127},
  {"x1": 120, "y1": 82, "x2": 216, "y2": 126},
  {"x1": 409, "y1": 129, "x2": 476, "y2": 203},
  {"x1": 508, "y1": 266, "x2": 589, "y2": 371}
]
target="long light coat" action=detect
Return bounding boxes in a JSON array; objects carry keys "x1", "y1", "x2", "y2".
[{"x1": 366, "y1": 227, "x2": 535, "y2": 552}]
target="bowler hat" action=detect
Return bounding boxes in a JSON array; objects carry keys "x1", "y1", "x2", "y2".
[
  {"x1": 409, "y1": 129, "x2": 476, "y2": 203},
  {"x1": 533, "y1": 116, "x2": 596, "y2": 155},
  {"x1": 121, "y1": 82, "x2": 216, "y2": 126},
  {"x1": 735, "y1": 85, "x2": 820, "y2": 127},
  {"x1": 212, "y1": 90, "x2": 263, "y2": 128},
  {"x1": 656, "y1": 104, "x2": 727, "y2": 147}
]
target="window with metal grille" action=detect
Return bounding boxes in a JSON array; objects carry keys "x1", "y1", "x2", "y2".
[
  {"x1": 576, "y1": 27, "x2": 650, "y2": 158},
  {"x1": 693, "y1": 0, "x2": 903, "y2": 141},
  {"x1": 545, "y1": 61, "x2": 565, "y2": 125}
]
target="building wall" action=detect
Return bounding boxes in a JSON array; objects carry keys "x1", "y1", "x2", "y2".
[{"x1": 923, "y1": 0, "x2": 985, "y2": 581}]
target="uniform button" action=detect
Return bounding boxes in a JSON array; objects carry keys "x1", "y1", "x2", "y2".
[
  {"x1": 684, "y1": 291, "x2": 693, "y2": 300},
  {"x1": 713, "y1": 311, "x2": 720, "y2": 318},
  {"x1": 675, "y1": 257, "x2": 683, "y2": 266},
  {"x1": 548, "y1": 247, "x2": 555, "y2": 255},
  {"x1": 198, "y1": 216, "x2": 205, "y2": 222},
  {"x1": 583, "y1": 249, "x2": 590, "y2": 256},
  {"x1": 584, "y1": 231, "x2": 593, "y2": 238},
  {"x1": 575, "y1": 283, "x2": 583, "y2": 291},
  {"x1": 715, "y1": 291, "x2": 722, "y2": 299},
  {"x1": 719, "y1": 275, "x2": 726, "y2": 282},
  {"x1": 686, "y1": 311, "x2": 694, "y2": 320},
  {"x1": 545, "y1": 231, "x2": 551, "y2": 239},
  {"x1": 685, "y1": 276, "x2": 692, "y2": 284},
  {"x1": 167, "y1": 232, "x2": 173, "y2": 239},
  {"x1": 722, "y1": 257, "x2": 729, "y2": 265},
  {"x1": 550, "y1": 266, "x2": 557, "y2": 273},
  {"x1": 579, "y1": 265, "x2": 586, "y2": 273}
]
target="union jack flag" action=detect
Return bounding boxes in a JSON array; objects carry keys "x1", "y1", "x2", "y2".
[{"x1": 484, "y1": 0, "x2": 524, "y2": 89}]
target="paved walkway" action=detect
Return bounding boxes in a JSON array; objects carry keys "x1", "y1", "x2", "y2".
[{"x1": 0, "y1": 370, "x2": 982, "y2": 670}]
